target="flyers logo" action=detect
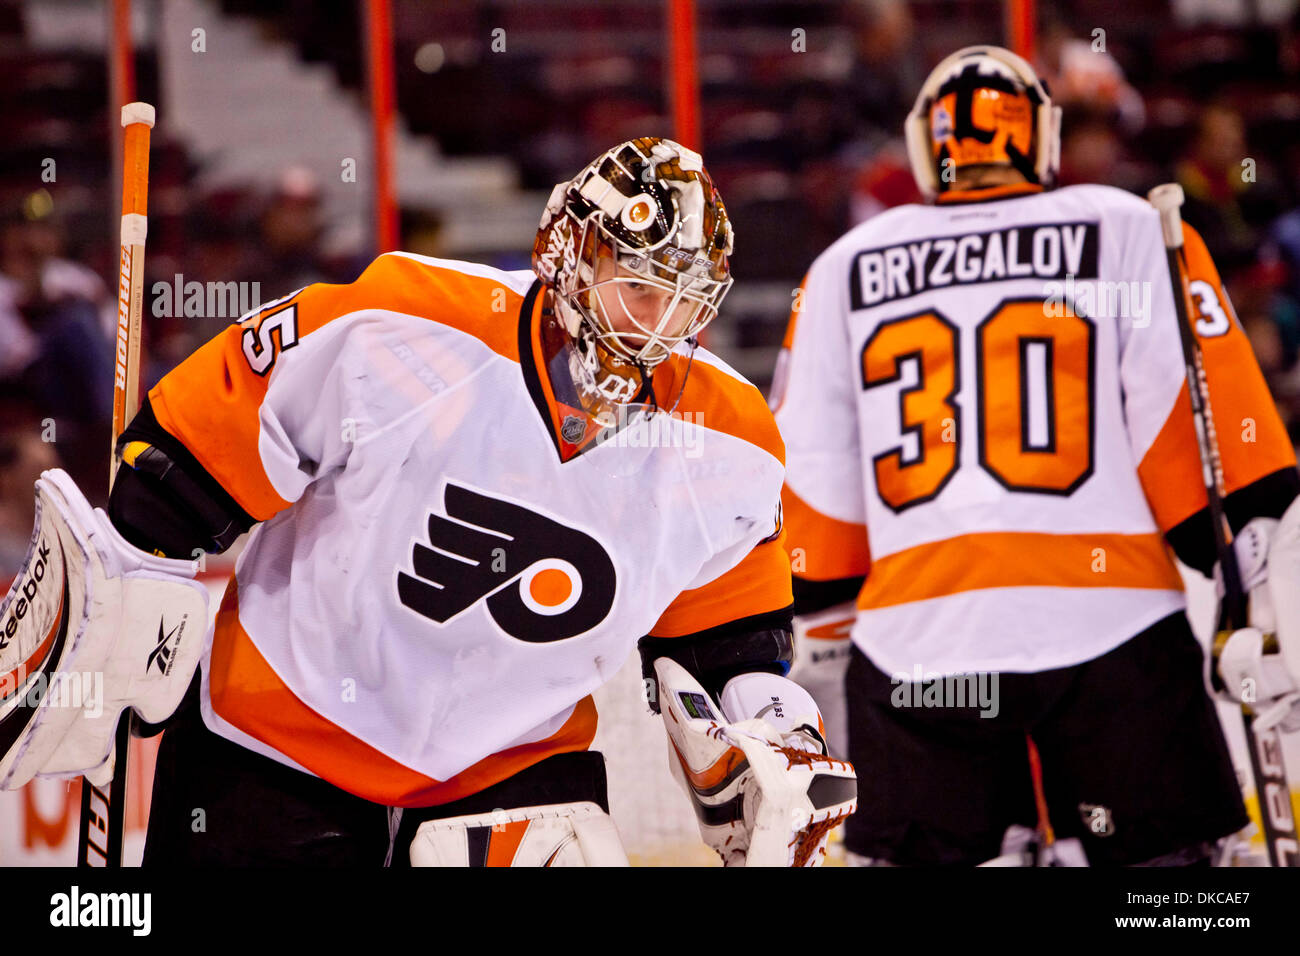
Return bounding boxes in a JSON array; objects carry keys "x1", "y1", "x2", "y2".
[{"x1": 397, "y1": 483, "x2": 616, "y2": 643}]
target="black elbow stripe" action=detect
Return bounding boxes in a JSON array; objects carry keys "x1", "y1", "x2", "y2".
[
  {"x1": 638, "y1": 606, "x2": 794, "y2": 714},
  {"x1": 792, "y1": 575, "x2": 865, "y2": 616},
  {"x1": 109, "y1": 465, "x2": 215, "y2": 558},
  {"x1": 1165, "y1": 467, "x2": 1300, "y2": 577},
  {"x1": 110, "y1": 396, "x2": 255, "y2": 555}
]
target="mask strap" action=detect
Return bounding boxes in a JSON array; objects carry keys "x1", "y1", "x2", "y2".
[{"x1": 662, "y1": 338, "x2": 698, "y2": 415}]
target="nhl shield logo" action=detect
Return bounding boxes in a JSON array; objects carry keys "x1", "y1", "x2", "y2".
[
  {"x1": 931, "y1": 103, "x2": 953, "y2": 141},
  {"x1": 1079, "y1": 803, "x2": 1115, "y2": 837},
  {"x1": 560, "y1": 415, "x2": 587, "y2": 444}
]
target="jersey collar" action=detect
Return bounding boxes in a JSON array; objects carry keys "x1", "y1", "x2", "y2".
[
  {"x1": 517, "y1": 279, "x2": 655, "y2": 464},
  {"x1": 935, "y1": 182, "x2": 1045, "y2": 205}
]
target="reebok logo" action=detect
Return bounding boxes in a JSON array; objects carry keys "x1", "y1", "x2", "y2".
[
  {"x1": 1, "y1": 540, "x2": 52, "y2": 651},
  {"x1": 398, "y1": 482, "x2": 617, "y2": 643},
  {"x1": 145, "y1": 617, "x2": 187, "y2": 677}
]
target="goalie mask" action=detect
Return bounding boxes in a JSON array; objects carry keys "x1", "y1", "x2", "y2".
[
  {"x1": 905, "y1": 45, "x2": 1061, "y2": 200},
  {"x1": 532, "y1": 138, "x2": 734, "y2": 396}
]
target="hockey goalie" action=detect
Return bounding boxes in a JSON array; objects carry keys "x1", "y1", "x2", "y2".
[
  {"x1": 776, "y1": 46, "x2": 1300, "y2": 866},
  {"x1": 0, "y1": 138, "x2": 854, "y2": 866}
]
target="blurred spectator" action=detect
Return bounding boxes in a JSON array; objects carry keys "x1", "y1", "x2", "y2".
[
  {"x1": 849, "y1": 142, "x2": 921, "y2": 225},
  {"x1": 1056, "y1": 117, "x2": 1150, "y2": 194},
  {"x1": 141, "y1": 188, "x2": 259, "y2": 388},
  {"x1": 249, "y1": 165, "x2": 352, "y2": 293},
  {"x1": 0, "y1": 193, "x2": 113, "y2": 497},
  {"x1": 1058, "y1": 119, "x2": 1122, "y2": 188},
  {"x1": 843, "y1": 0, "x2": 922, "y2": 151},
  {"x1": 1173, "y1": 0, "x2": 1300, "y2": 27},
  {"x1": 1176, "y1": 104, "x2": 1264, "y2": 275},
  {"x1": 1039, "y1": 20, "x2": 1146, "y2": 135},
  {"x1": 400, "y1": 207, "x2": 446, "y2": 260},
  {"x1": 1283, "y1": 7, "x2": 1300, "y2": 78},
  {"x1": 1256, "y1": 206, "x2": 1300, "y2": 445},
  {"x1": 0, "y1": 400, "x2": 60, "y2": 577},
  {"x1": 1259, "y1": 208, "x2": 1300, "y2": 366}
]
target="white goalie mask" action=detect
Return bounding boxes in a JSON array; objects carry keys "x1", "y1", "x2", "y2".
[{"x1": 532, "y1": 138, "x2": 735, "y2": 382}]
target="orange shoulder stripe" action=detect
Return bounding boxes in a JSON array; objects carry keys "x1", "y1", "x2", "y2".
[
  {"x1": 650, "y1": 535, "x2": 792, "y2": 638},
  {"x1": 208, "y1": 577, "x2": 597, "y2": 808},
  {"x1": 319, "y1": 255, "x2": 523, "y2": 362},
  {"x1": 654, "y1": 353, "x2": 785, "y2": 465},
  {"x1": 150, "y1": 256, "x2": 526, "y2": 521}
]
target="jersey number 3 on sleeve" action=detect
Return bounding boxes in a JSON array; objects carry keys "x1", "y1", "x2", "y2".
[{"x1": 861, "y1": 297, "x2": 1096, "y2": 512}]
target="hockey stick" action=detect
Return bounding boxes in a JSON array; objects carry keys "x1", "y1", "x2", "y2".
[
  {"x1": 1148, "y1": 183, "x2": 1300, "y2": 867},
  {"x1": 1025, "y1": 735, "x2": 1056, "y2": 863},
  {"x1": 77, "y1": 102, "x2": 155, "y2": 867}
]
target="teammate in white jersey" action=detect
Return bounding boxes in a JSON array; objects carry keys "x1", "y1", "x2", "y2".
[
  {"x1": 776, "y1": 47, "x2": 1300, "y2": 865},
  {"x1": 0, "y1": 138, "x2": 854, "y2": 865}
]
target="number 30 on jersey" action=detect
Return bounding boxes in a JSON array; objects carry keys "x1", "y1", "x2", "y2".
[{"x1": 861, "y1": 297, "x2": 1095, "y2": 512}]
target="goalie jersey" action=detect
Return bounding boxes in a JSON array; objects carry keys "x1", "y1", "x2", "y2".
[
  {"x1": 139, "y1": 252, "x2": 789, "y2": 806},
  {"x1": 776, "y1": 182, "x2": 1298, "y2": 676}
]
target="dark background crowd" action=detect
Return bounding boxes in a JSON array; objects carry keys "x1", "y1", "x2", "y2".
[{"x1": 3, "y1": 0, "x2": 1300, "y2": 577}]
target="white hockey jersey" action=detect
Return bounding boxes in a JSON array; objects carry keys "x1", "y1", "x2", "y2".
[
  {"x1": 775, "y1": 182, "x2": 1296, "y2": 676},
  {"x1": 146, "y1": 252, "x2": 789, "y2": 806}
]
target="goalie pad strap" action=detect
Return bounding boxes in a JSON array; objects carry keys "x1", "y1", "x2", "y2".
[{"x1": 638, "y1": 606, "x2": 793, "y2": 714}]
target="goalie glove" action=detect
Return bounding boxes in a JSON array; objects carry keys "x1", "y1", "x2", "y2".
[
  {"x1": 653, "y1": 656, "x2": 856, "y2": 867},
  {"x1": 0, "y1": 469, "x2": 209, "y2": 789},
  {"x1": 1212, "y1": 495, "x2": 1300, "y2": 732}
]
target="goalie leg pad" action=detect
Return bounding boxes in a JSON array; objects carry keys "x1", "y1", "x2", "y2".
[
  {"x1": 0, "y1": 469, "x2": 209, "y2": 789},
  {"x1": 408, "y1": 802, "x2": 629, "y2": 866}
]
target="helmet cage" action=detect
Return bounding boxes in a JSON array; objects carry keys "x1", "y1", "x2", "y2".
[
  {"x1": 569, "y1": 214, "x2": 731, "y2": 366},
  {"x1": 534, "y1": 138, "x2": 734, "y2": 370}
]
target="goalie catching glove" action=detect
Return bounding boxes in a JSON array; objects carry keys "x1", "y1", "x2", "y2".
[
  {"x1": 1213, "y1": 495, "x2": 1300, "y2": 733},
  {"x1": 653, "y1": 657, "x2": 856, "y2": 866},
  {"x1": 0, "y1": 469, "x2": 209, "y2": 789}
]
